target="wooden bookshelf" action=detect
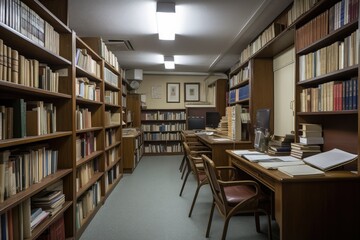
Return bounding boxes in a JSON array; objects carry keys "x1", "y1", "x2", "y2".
[
  {"x1": 123, "y1": 129, "x2": 144, "y2": 173},
  {"x1": 293, "y1": 0, "x2": 359, "y2": 172},
  {"x1": 141, "y1": 109, "x2": 186, "y2": 155},
  {"x1": 0, "y1": 0, "x2": 75, "y2": 239}
]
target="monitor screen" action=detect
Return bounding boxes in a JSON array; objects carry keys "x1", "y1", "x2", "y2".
[
  {"x1": 205, "y1": 112, "x2": 220, "y2": 128},
  {"x1": 188, "y1": 117, "x2": 205, "y2": 130},
  {"x1": 255, "y1": 108, "x2": 270, "y2": 131}
]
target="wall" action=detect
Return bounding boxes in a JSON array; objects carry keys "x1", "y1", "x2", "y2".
[
  {"x1": 273, "y1": 46, "x2": 295, "y2": 136},
  {"x1": 135, "y1": 74, "x2": 222, "y2": 109}
]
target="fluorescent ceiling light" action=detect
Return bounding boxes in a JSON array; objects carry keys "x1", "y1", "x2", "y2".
[
  {"x1": 164, "y1": 56, "x2": 175, "y2": 69},
  {"x1": 156, "y1": 2, "x2": 175, "y2": 40}
]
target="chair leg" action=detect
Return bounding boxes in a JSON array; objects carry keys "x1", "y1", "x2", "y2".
[
  {"x1": 179, "y1": 169, "x2": 191, "y2": 196},
  {"x1": 206, "y1": 200, "x2": 215, "y2": 238},
  {"x1": 179, "y1": 154, "x2": 186, "y2": 172},
  {"x1": 266, "y1": 213, "x2": 272, "y2": 240},
  {"x1": 221, "y1": 216, "x2": 231, "y2": 240},
  {"x1": 188, "y1": 184, "x2": 202, "y2": 217},
  {"x1": 181, "y1": 164, "x2": 187, "y2": 179},
  {"x1": 255, "y1": 212, "x2": 260, "y2": 233}
]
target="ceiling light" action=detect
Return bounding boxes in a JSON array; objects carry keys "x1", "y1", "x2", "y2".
[
  {"x1": 164, "y1": 56, "x2": 175, "y2": 69},
  {"x1": 156, "y1": 2, "x2": 176, "y2": 40}
]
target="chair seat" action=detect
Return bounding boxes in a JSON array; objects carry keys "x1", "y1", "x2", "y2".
[{"x1": 223, "y1": 185, "x2": 256, "y2": 205}]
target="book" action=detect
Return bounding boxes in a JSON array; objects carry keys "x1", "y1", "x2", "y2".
[
  {"x1": 12, "y1": 98, "x2": 26, "y2": 138},
  {"x1": 258, "y1": 160, "x2": 305, "y2": 169},
  {"x1": 278, "y1": 164, "x2": 325, "y2": 177},
  {"x1": 299, "y1": 136, "x2": 324, "y2": 145},
  {"x1": 303, "y1": 148, "x2": 358, "y2": 171},
  {"x1": 299, "y1": 123, "x2": 322, "y2": 131}
]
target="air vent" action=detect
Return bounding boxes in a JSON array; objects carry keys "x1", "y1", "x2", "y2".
[{"x1": 105, "y1": 39, "x2": 134, "y2": 51}]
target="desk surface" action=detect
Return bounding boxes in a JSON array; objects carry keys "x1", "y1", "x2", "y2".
[
  {"x1": 227, "y1": 150, "x2": 360, "y2": 240},
  {"x1": 196, "y1": 133, "x2": 252, "y2": 145}
]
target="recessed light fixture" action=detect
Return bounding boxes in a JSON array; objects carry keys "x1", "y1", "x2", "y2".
[
  {"x1": 164, "y1": 56, "x2": 175, "y2": 69},
  {"x1": 156, "y1": 2, "x2": 176, "y2": 40}
]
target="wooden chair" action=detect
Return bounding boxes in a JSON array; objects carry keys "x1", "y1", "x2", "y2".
[
  {"x1": 179, "y1": 131, "x2": 209, "y2": 179},
  {"x1": 202, "y1": 154, "x2": 272, "y2": 240},
  {"x1": 179, "y1": 142, "x2": 211, "y2": 217}
]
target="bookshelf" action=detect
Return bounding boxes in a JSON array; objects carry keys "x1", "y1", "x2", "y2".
[
  {"x1": 293, "y1": 0, "x2": 359, "y2": 171},
  {"x1": 123, "y1": 128, "x2": 144, "y2": 173},
  {"x1": 141, "y1": 109, "x2": 186, "y2": 155},
  {"x1": 0, "y1": 0, "x2": 74, "y2": 239},
  {"x1": 126, "y1": 93, "x2": 143, "y2": 127}
]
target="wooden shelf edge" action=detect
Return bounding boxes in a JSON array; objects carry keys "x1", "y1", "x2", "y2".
[
  {"x1": 104, "y1": 176, "x2": 122, "y2": 200},
  {"x1": 76, "y1": 151, "x2": 103, "y2": 168},
  {"x1": 76, "y1": 172, "x2": 103, "y2": 199},
  {"x1": 76, "y1": 66, "x2": 103, "y2": 82},
  {"x1": 76, "y1": 127, "x2": 103, "y2": 134},
  {"x1": 0, "y1": 131, "x2": 73, "y2": 148},
  {"x1": 105, "y1": 157, "x2": 121, "y2": 172},
  {"x1": 104, "y1": 142, "x2": 121, "y2": 151},
  {"x1": 297, "y1": 110, "x2": 358, "y2": 115},
  {"x1": 0, "y1": 169, "x2": 72, "y2": 214}
]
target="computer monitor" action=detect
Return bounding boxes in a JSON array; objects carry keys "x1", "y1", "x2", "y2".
[
  {"x1": 205, "y1": 112, "x2": 220, "y2": 129},
  {"x1": 255, "y1": 108, "x2": 270, "y2": 131},
  {"x1": 188, "y1": 117, "x2": 205, "y2": 130}
]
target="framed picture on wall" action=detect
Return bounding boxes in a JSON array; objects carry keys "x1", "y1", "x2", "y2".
[
  {"x1": 167, "y1": 83, "x2": 180, "y2": 103},
  {"x1": 184, "y1": 83, "x2": 200, "y2": 102}
]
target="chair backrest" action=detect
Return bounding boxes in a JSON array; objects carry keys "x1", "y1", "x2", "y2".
[{"x1": 202, "y1": 154, "x2": 226, "y2": 208}]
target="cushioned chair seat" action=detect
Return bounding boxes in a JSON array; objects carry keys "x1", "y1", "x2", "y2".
[{"x1": 224, "y1": 185, "x2": 256, "y2": 205}]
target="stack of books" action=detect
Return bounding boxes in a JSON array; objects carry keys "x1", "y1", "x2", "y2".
[
  {"x1": 32, "y1": 181, "x2": 65, "y2": 217},
  {"x1": 290, "y1": 143, "x2": 321, "y2": 159},
  {"x1": 267, "y1": 134, "x2": 294, "y2": 156},
  {"x1": 298, "y1": 123, "x2": 324, "y2": 144},
  {"x1": 216, "y1": 115, "x2": 228, "y2": 136}
]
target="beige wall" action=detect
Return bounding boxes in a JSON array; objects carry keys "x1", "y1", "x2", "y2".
[{"x1": 135, "y1": 74, "x2": 223, "y2": 109}]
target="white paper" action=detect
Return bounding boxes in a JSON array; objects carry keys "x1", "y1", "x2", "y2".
[
  {"x1": 303, "y1": 148, "x2": 358, "y2": 171},
  {"x1": 242, "y1": 154, "x2": 284, "y2": 162},
  {"x1": 231, "y1": 150, "x2": 264, "y2": 156},
  {"x1": 258, "y1": 161, "x2": 305, "y2": 169}
]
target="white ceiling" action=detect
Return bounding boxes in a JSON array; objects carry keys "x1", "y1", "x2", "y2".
[{"x1": 68, "y1": 0, "x2": 292, "y2": 74}]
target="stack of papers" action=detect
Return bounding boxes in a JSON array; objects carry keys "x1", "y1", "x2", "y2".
[
  {"x1": 258, "y1": 161, "x2": 305, "y2": 169},
  {"x1": 278, "y1": 165, "x2": 325, "y2": 177}
]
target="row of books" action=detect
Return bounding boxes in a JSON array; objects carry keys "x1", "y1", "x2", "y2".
[
  {"x1": 75, "y1": 48, "x2": 101, "y2": 78},
  {"x1": 228, "y1": 84, "x2": 249, "y2": 103},
  {"x1": 144, "y1": 143, "x2": 182, "y2": 153},
  {"x1": 0, "y1": 39, "x2": 61, "y2": 92},
  {"x1": 0, "y1": 99, "x2": 56, "y2": 140},
  {"x1": 141, "y1": 123, "x2": 186, "y2": 132},
  {"x1": 75, "y1": 181, "x2": 101, "y2": 230},
  {"x1": 143, "y1": 132, "x2": 181, "y2": 141},
  {"x1": 229, "y1": 65, "x2": 250, "y2": 88},
  {"x1": 299, "y1": 78, "x2": 358, "y2": 112},
  {"x1": 105, "y1": 164, "x2": 120, "y2": 190},
  {"x1": 0, "y1": 0, "x2": 60, "y2": 54},
  {"x1": 0, "y1": 147, "x2": 58, "y2": 203},
  {"x1": 296, "y1": 0, "x2": 359, "y2": 52},
  {"x1": 75, "y1": 132, "x2": 97, "y2": 161},
  {"x1": 227, "y1": 105, "x2": 250, "y2": 141},
  {"x1": 239, "y1": 23, "x2": 285, "y2": 64},
  {"x1": 299, "y1": 29, "x2": 359, "y2": 81},
  {"x1": 76, "y1": 159, "x2": 100, "y2": 192},
  {"x1": 0, "y1": 181, "x2": 64, "y2": 239},
  {"x1": 105, "y1": 147, "x2": 119, "y2": 167},
  {"x1": 104, "y1": 111, "x2": 121, "y2": 126},
  {"x1": 105, "y1": 129, "x2": 117, "y2": 147},
  {"x1": 98, "y1": 39, "x2": 120, "y2": 71},
  {"x1": 75, "y1": 106, "x2": 92, "y2": 130},
  {"x1": 104, "y1": 67, "x2": 118, "y2": 87},
  {"x1": 104, "y1": 90, "x2": 119, "y2": 105},
  {"x1": 287, "y1": 0, "x2": 319, "y2": 25},
  {"x1": 141, "y1": 111, "x2": 186, "y2": 120},
  {"x1": 76, "y1": 77, "x2": 101, "y2": 102}
]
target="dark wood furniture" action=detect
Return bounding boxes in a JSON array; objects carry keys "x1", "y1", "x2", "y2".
[
  {"x1": 123, "y1": 130, "x2": 144, "y2": 173},
  {"x1": 228, "y1": 150, "x2": 360, "y2": 240},
  {"x1": 196, "y1": 134, "x2": 252, "y2": 167}
]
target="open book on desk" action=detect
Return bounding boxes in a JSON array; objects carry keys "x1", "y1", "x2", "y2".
[
  {"x1": 303, "y1": 148, "x2": 358, "y2": 171},
  {"x1": 242, "y1": 154, "x2": 299, "y2": 163}
]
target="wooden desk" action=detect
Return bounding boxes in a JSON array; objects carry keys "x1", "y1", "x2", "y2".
[
  {"x1": 227, "y1": 150, "x2": 360, "y2": 240},
  {"x1": 196, "y1": 134, "x2": 252, "y2": 167}
]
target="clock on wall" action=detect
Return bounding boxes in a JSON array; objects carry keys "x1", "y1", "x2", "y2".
[{"x1": 129, "y1": 80, "x2": 140, "y2": 90}]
